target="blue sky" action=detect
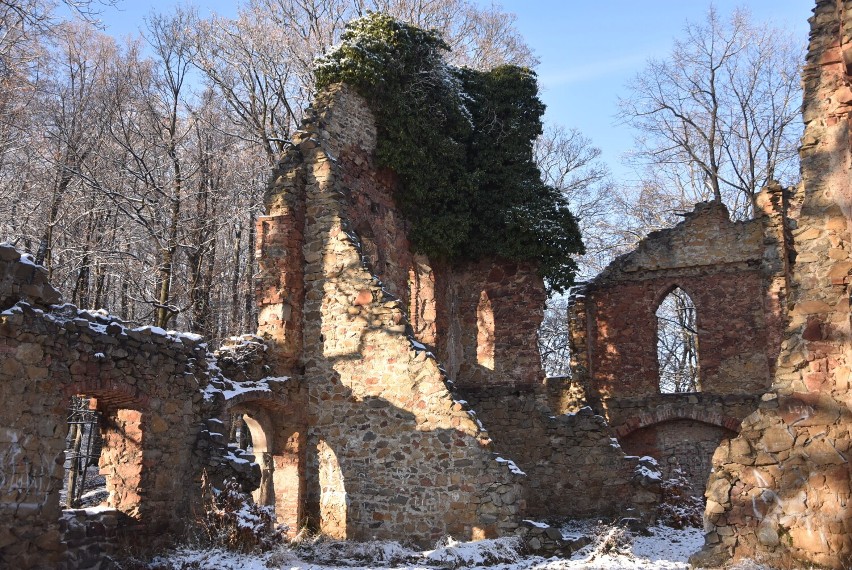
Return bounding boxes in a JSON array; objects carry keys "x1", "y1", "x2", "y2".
[
  {"x1": 91, "y1": 1, "x2": 814, "y2": 183},
  {"x1": 495, "y1": 1, "x2": 812, "y2": 182}
]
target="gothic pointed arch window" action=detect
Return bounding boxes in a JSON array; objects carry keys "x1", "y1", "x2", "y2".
[{"x1": 656, "y1": 286, "x2": 700, "y2": 393}]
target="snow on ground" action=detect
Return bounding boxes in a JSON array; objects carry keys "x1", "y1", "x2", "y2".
[{"x1": 139, "y1": 520, "x2": 782, "y2": 570}]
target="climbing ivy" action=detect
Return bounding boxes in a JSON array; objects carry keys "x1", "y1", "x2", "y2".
[{"x1": 314, "y1": 13, "x2": 584, "y2": 292}]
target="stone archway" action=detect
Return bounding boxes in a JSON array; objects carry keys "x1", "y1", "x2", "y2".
[
  {"x1": 227, "y1": 400, "x2": 306, "y2": 535},
  {"x1": 616, "y1": 410, "x2": 740, "y2": 497}
]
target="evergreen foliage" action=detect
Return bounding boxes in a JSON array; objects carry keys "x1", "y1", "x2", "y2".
[{"x1": 315, "y1": 13, "x2": 584, "y2": 292}]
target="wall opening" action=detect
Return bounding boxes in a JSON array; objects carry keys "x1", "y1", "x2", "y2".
[
  {"x1": 63, "y1": 396, "x2": 104, "y2": 508},
  {"x1": 228, "y1": 407, "x2": 305, "y2": 536},
  {"x1": 476, "y1": 290, "x2": 495, "y2": 370},
  {"x1": 62, "y1": 395, "x2": 144, "y2": 518},
  {"x1": 656, "y1": 287, "x2": 700, "y2": 393},
  {"x1": 620, "y1": 419, "x2": 736, "y2": 498},
  {"x1": 317, "y1": 438, "x2": 346, "y2": 539}
]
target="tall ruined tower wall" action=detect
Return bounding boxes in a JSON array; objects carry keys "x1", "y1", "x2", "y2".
[
  {"x1": 695, "y1": 2, "x2": 852, "y2": 567},
  {"x1": 257, "y1": 85, "x2": 524, "y2": 543}
]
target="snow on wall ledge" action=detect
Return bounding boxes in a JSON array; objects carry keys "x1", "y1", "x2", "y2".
[
  {"x1": 0, "y1": 251, "x2": 214, "y2": 568},
  {"x1": 691, "y1": 2, "x2": 852, "y2": 568}
]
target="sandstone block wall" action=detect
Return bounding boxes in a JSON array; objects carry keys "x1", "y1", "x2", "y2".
[
  {"x1": 432, "y1": 260, "x2": 547, "y2": 390},
  {"x1": 693, "y1": 2, "x2": 852, "y2": 567}
]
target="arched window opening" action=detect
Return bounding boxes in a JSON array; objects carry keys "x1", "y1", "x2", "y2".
[
  {"x1": 657, "y1": 287, "x2": 700, "y2": 393},
  {"x1": 227, "y1": 407, "x2": 305, "y2": 535}
]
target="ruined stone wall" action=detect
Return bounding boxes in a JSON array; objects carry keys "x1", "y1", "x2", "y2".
[
  {"x1": 567, "y1": 197, "x2": 789, "y2": 501},
  {"x1": 570, "y1": 199, "x2": 788, "y2": 403},
  {"x1": 432, "y1": 260, "x2": 547, "y2": 389},
  {"x1": 255, "y1": 152, "x2": 306, "y2": 375},
  {"x1": 694, "y1": 2, "x2": 852, "y2": 567},
  {"x1": 0, "y1": 244, "x2": 224, "y2": 568},
  {"x1": 261, "y1": 85, "x2": 523, "y2": 545},
  {"x1": 610, "y1": 393, "x2": 755, "y2": 497},
  {"x1": 262, "y1": 84, "x2": 662, "y2": 529},
  {"x1": 335, "y1": 122, "x2": 547, "y2": 390},
  {"x1": 460, "y1": 387, "x2": 658, "y2": 518}
]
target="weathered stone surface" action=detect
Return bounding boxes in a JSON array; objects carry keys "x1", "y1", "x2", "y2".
[
  {"x1": 260, "y1": 84, "x2": 525, "y2": 545},
  {"x1": 566, "y1": 194, "x2": 789, "y2": 497},
  {"x1": 0, "y1": 251, "x2": 263, "y2": 568},
  {"x1": 695, "y1": 3, "x2": 852, "y2": 568}
]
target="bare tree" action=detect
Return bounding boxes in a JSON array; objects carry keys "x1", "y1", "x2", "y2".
[
  {"x1": 534, "y1": 125, "x2": 624, "y2": 376},
  {"x1": 538, "y1": 295, "x2": 570, "y2": 377},
  {"x1": 32, "y1": 22, "x2": 116, "y2": 275},
  {"x1": 618, "y1": 6, "x2": 803, "y2": 219},
  {"x1": 657, "y1": 287, "x2": 700, "y2": 393},
  {"x1": 0, "y1": 2, "x2": 542, "y2": 345},
  {"x1": 534, "y1": 124, "x2": 630, "y2": 279}
]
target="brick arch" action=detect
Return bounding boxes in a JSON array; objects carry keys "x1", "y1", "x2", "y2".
[
  {"x1": 62, "y1": 378, "x2": 150, "y2": 411},
  {"x1": 225, "y1": 396, "x2": 306, "y2": 535},
  {"x1": 653, "y1": 282, "x2": 698, "y2": 310},
  {"x1": 613, "y1": 406, "x2": 742, "y2": 439}
]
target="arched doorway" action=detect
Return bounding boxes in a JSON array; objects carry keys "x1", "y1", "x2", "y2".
[{"x1": 227, "y1": 403, "x2": 306, "y2": 535}]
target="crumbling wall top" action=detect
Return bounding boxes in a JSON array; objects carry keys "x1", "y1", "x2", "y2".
[
  {"x1": 0, "y1": 243, "x2": 61, "y2": 310},
  {"x1": 593, "y1": 201, "x2": 769, "y2": 282}
]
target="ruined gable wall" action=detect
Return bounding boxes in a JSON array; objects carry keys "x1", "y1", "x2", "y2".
[
  {"x1": 0, "y1": 245, "x2": 215, "y2": 568},
  {"x1": 694, "y1": 2, "x2": 852, "y2": 567},
  {"x1": 567, "y1": 198, "x2": 789, "y2": 499},
  {"x1": 281, "y1": 85, "x2": 660, "y2": 525},
  {"x1": 263, "y1": 84, "x2": 524, "y2": 544},
  {"x1": 571, "y1": 200, "x2": 787, "y2": 407}
]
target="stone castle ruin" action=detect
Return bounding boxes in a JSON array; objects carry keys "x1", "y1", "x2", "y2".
[
  {"x1": 566, "y1": 193, "x2": 792, "y2": 498},
  {"x1": 2, "y1": 1, "x2": 852, "y2": 568}
]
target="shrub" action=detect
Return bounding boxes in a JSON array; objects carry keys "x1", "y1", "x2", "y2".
[
  {"x1": 314, "y1": 13, "x2": 583, "y2": 292},
  {"x1": 657, "y1": 468, "x2": 704, "y2": 529},
  {"x1": 197, "y1": 474, "x2": 286, "y2": 552}
]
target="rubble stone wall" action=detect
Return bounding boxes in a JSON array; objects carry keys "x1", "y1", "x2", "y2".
[
  {"x1": 460, "y1": 387, "x2": 658, "y2": 518},
  {"x1": 263, "y1": 85, "x2": 524, "y2": 545},
  {"x1": 694, "y1": 2, "x2": 852, "y2": 567},
  {"x1": 0, "y1": 245, "x2": 215, "y2": 569}
]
